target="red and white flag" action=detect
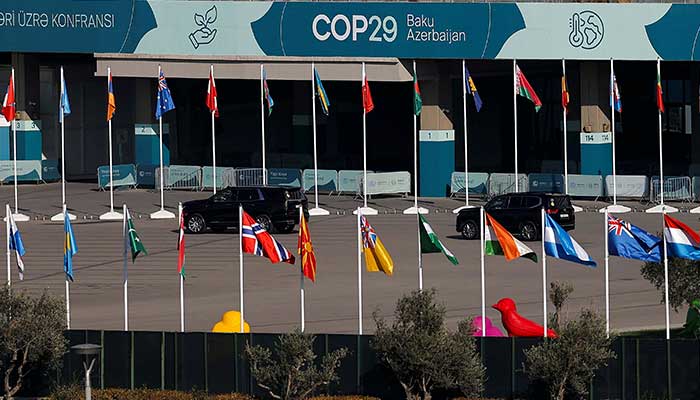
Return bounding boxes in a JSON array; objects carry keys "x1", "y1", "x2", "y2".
[
  {"x1": 362, "y1": 77, "x2": 374, "y2": 114},
  {"x1": 2, "y1": 69, "x2": 15, "y2": 122},
  {"x1": 241, "y1": 210, "x2": 294, "y2": 264},
  {"x1": 206, "y1": 68, "x2": 219, "y2": 117},
  {"x1": 177, "y1": 212, "x2": 186, "y2": 277}
]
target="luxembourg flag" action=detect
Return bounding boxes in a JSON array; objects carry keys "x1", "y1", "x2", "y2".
[
  {"x1": 663, "y1": 215, "x2": 700, "y2": 260},
  {"x1": 544, "y1": 213, "x2": 596, "y2": 267}
]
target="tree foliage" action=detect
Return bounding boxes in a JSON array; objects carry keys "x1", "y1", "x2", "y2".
[
  {"x1": 641, "y1": 258, "x2": 700, "y2": 311},
  {"x1": 371, "y1": 289, "x2": 484, "y2": 400},
  {"x1": 549, "y1": 281, "x2": 573, "y2": 329},
  {"x1": 0, "y1": 287, "x2": 67, "y2": 399},
  {"x1": 245, "y1": 329, "x2": 348, "y2": 400},
  {"x1": 525, "y1": 283, "x2": 615, "y2": 400}
]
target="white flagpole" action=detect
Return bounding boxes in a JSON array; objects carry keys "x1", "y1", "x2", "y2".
[
  {"x1": 51, "y1": 67, "x2": 69, "y2": 222},
  {"x1": 454, "y1": 60, "x2": 474, "y2": 214},
  {"x1": 541, "y1": 207, "x2": 547, "y2": 338},
  {"x1": 418, "y1": 214, "x2": 423, "y2": 291},
  {"x1": 10, "y1": 68, "x2": 26, "y2": 222},
  {"x1": 480, "y1": 207, "x2": 486, "y2": 336},
  {"x1": 562, "y1": 59, "x2": 569, "y2": 192},
  {"x1": 403, "y1": 60, "x2": 425, "y2": 216},
  {"x1": 309, "y1": 63, "x2": 329, "y2": 216},
  {"x1": 239, "y1": 204, "x2": 245, "y2": 333},
  {"x1": 260, "y1": 64, "x2": 267, "y2": 186},
  {"x1": 299, "y1": 207, "x2": 306, "y2": 332},
  {"x1": 211, "y1": 65, "x2": 217, "y2": 195},
  {"x1": 358, "y1": 62, "x2": 377, "y2": 216},
  {"x1": 179, "y1": 203, "x2": 184, "y2": 332},
  {"x1": 64, "y1": 203, "x2": 71, "y2": 329},
  {"x1": 151, "y1": 65, "x2": 174, "y2": 219},
  {"x1": 604, "y1": 209, "x2": 610, "y2": 337},
  {"x1": 601, "y1": 60, "x2": 630, "y2": 213},
  {"x1": 663, "y1": 210, "x2": 670, "y2": 340},
  {"x1": 101, "y1": 67, "x2": 121, "y2": 220},
  {"x1": 123, "y1": 204, "x2": 129, "y2": 331},
  {"x1": 513, "y1": 59, "x2": 519, "y2": 193},
  {"x1": 5, "y1": 204, "x2": 10, "y2": 287},
  {"x1": 357, "y1": 207, "x2": 363, "y2": 335}
]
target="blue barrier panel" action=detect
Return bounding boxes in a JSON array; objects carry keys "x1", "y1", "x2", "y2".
[
  {"x1": 136, "y1": 164, "x2": 157, "y2": 187},
  {"x1": 365, "y1": 171, "x2": 411, "y2": 196},
  {"x1": 268, "y1": 168, "x2": 302, "y2": 187},
  {"x1": 338, "y1": 170, "x2": 371, "y2": 193},
  {"x1": 450, "y1": 172, "x2": 489, "y2": 195},
  {"x1": 302, "y1": 169, "x2": 337, "y2": 192},
  {"x1": 604, "y1": 175, "x2": 647, "y2": 198},
  {"x1": 201, "y1": 167, "x2": 234, "y2": 189},
  {"x1": 567, "y1": 175, "x2": 603, "y2": 197},
  {"x1": 166, "y1": 165, "x2": 201, "y2": 189},
  {"x1": 97, "y1": 164, "x2": 137, "y2": 189},
  {"x1": 0, "y1": 160, "x2": 43, "y2": 183},
  {"x1": 528, "y1": 173, "x2": 564, "y2": 193},
  {"x1": 488, "y1": 173, "x2": 528, "y2": 197}
]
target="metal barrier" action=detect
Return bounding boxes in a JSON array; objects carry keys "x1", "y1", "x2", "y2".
[
  {"x1": 201, "y1": 167, "x2": 235, "y2": 190},
  {"x1": 487, "y1": 173, "x2": 529, "y2": 198},
  {"x1": 155, "y1": 166, "x2": 202, "y2": 190},
  {"x1": 234, "y1": 168, "x2": 266, "y2": 186},
  {"x1": 649, "y1": 176, "x2": 692, "y2": 203}
]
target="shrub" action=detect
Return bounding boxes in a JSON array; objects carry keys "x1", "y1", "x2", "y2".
[{"x1": 50, "y1": 386, "x2": 255, "y2": 400}]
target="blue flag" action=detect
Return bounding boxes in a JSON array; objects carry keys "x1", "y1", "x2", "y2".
[
  {"x1": 464, "y1": 65, "x2": 483, "y2": 112},
  {"x1": 544, "y1": 213, "x2": 597, "y2": 267},
  {"x1": 60, "y1": 71, "x2": 71, "y2": 123},
  {"x1": 155, "y1": 70, "x2": 175, "y2": 119},
  {"x1": 64, "y1": 213, "x2": 78, "y2": 282},
  {"x1": 6, "y1": 204, "x2": 25, "y2": 280},
  {"x1": 608, "y1": 215, "x2": 661, "y2": 262}
]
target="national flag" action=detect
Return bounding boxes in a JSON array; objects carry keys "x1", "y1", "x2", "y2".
[
  {"x1": 663, "y1": 215, "x2": 700, "y2": 260},
  {"x1": 63, "y1": 212, "x2": 78, "y2": 282},
  {"x1": 611, "y1": 71, "x2": 622, "y2": 113},
  {"x1": 544, "y1": 214, "x2": 596, "y2": 267},
  {"x1": 419, "y1": 215, "x2": 458, "y2": 265},
  {"x1": 561, "y1": 74, "x2": 570, "y2": 113},
  {"x1": 515, "y1": 64, "x2": 542, "y2": 112},
  {"x1": 297, "y1": 212, "x2": 316, "y2": 282},
  {"x1": 242, "y1": 210, "x2": 294, "y2": 264},
  {"x1": 362, "y1": 76, "x2": 374, "y2": 114},
  {"x1": 125, "y1": 207, "x2": 147, "y2": 262},
  {"x1": 107, "y1": 71, "x2": 116, "y2": 121},
  {"x1": 206, "y1": 69, "x2": 219, "y2": 117},
  {"x1": 155, "y1": 70, "x2": 175, "y2": 119},
  {"x1": 314, "y1": 68, "x2": 330, "y2": 116},
  {"x1": 6, "y1": 204, "x2": 25, "y2": 280},
  {"x1": 177, "y1": 210, "x2": 186, "y2": 278},
  {"x1": 464, "y1": 65, "x2": 483, "y2": 112},
  {"x1": 607, "y1": 215, "x2": 661, "y2": 262},
  {"x1": 656, "y1": 63, "x2": 664, "y2": 113},
  {"x1": 263, "y1": 67, "x2": 274, "y2": 116},
  {"x1": 60, "y1": 70, "x2": 71, "y2": 123},
  {"x1": 413, "y1": 71, "x2": 422, "y2": 116},
  {"x1": 484, "y1": 212, "x2": 537, "y2": 262},
  {"x1": 2, "y1": 69, "x2": 16, "y2": 122},
  {"x1": 360, "y1": 214, "x2": 393, "y2": 275}
]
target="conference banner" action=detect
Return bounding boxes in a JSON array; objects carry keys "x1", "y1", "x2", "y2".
[{"x1": 2, "y1": 1, "x2": 700, "y2": 60}]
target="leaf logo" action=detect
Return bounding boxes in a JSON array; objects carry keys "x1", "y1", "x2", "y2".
[{"x1": 189, "y1": 5, "x2": 218, "y2": 49}]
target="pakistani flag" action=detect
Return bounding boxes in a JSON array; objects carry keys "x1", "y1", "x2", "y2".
[
  {"x1": 125, "y1": 207, "x2": 147, "y2": 262},
  {"x1": 419, "y1": 215, "x2": 458, "y2": 265}
]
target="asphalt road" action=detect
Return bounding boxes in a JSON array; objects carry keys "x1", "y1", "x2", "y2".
[{"x1": 0, "y1": 182, "x2": 694, "y2": 334}]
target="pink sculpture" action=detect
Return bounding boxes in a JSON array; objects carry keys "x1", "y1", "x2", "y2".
[{"x1": 472, "y1": 316, "x2": 505, "y2": 337}]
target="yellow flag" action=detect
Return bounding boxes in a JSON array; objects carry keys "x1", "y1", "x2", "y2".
[{"x1": 360, "y1": 215, "x2": 394, "y2": 276}]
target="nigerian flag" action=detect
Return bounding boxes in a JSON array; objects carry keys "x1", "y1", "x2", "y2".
[
  {"x1": 419, "y1": 215, "x2": 458, "y2": 265},
  {"x1": 125, "y1": 207, "x2": 147, "y2": 262}
]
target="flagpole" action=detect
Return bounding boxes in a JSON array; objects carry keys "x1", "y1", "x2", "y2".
[
  {"x1": 309, "y1": 62, "x2": 329, "y2": 217},
  {"x1": 101, "y1": 67, "x2": 121, "y2": 221},
  {"x1": 513, "y1": 59, "x2": 519, "y2": 193},
  {"x1": 10, "y1": 68, "x2": 26, "y2": 222},
  {"x1": 64, "y1": 205, "x2": 71, "y2": 329},
  {"x1": 179, "y1": 203, "x2": 185, "y2": 332},
  {"x1": 51, "y1": 66, "x2": 69, "y2": 222},
  {"x1": 541, "y1": 208, "x2": 547, "y2": 338},
  {"x1": 562, "y1": 59, "x2": 569, "y2": 193},
  {"x1": 403, "y1": 60, "x2": 425, "y2": 215},
  {"x1": 453, "y1": 60, "x2": 474, "y2": 214},
  {"x1": 358, "y1": 62, "x2": 377, "y2": 216},
  {"x1": 5, "y1": 204, "x2": 10, "y2": 287},
  {"x1": 480, "y1": 207, "x2": 486, "y2": 336},
  {"x1": 211, "y1": 65, "x2": 217, "y2": 195},
  {"x1": 239, "y1": 204, "x2": 244, "y2": 333},
  {"x1": 604, "y1": 209, "x2": 610, "y2": 337},
  {"x1": 151, "y1": 65, "x2": 175, "y2": 220},
  {"x1": 260, "y1": 64, "x2": 267, "y2": 186},
  {"x1": 123, "y1": 204, "x2": 128, "y2": 331},
  {"x1": 357, "y1": 207, "x2": 363, "y2": 335},
  {"x1": 299, "y1": 207, "x2": 306, "y2": 332},
  {"x1": 611, "y1": 59, "x2": 617, "y2": 206},
  {"x1": 663, "y1": 209, "x2": 670, "y2": 340}
]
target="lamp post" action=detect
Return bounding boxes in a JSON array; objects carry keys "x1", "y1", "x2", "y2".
[{"x1": 71, "y1": 344, "x2": 101, "y2": 400}]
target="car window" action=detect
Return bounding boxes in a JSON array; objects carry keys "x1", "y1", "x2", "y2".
[
  {"x1": 507, "y1": 196, "x2": 523, "y2": 209},
  {"x1": 487, "y1": 196, "x2": 508, "y2": 210},
  {"x1": 212, "y1": 190, "x2": 232, "y2": 202},
  {"x1": 524, "y1": 196, "x2": 542, "y2": 208},
  {"x1": 237, "y1": 189, "x2": 260, "y2": 201}
]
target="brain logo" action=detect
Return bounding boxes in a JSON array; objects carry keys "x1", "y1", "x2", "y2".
[{"x1": 569, "y1": 11, "x2": 604, "y2": 50}]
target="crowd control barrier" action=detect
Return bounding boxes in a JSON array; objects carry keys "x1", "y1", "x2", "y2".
[
  {"x1": 449, "y1": 172, "x2": 488, "y2": 197},
  {"x1": 488, "y1": 173, "x2": 528, "y2": 197},
  {"x1": 0, "y1": 160, "x2": 44, "y2": 183},
  {"x1": 302, "y1": 169, "x2": 338, "y2": 193},
  {"x1": 201, "y1": 167, "x2": 235, "y2": 190},
  {"x1": 267, "y1": 168, "x2": 302, "y2": 187},
  {"x1": 605, "y1": 175, "x2": 648, "y2": 199},
  {"x1": 649, "y1": 176, "x2": 692, "y2": 203},
  {"x1": 361, "y1": 171, "x2": 411, "y2": 196},
  {"x1": 566, "y1": 174, "x2": 604, "y2": 198},
  {"x1": 156, "y1": 166, "x2": 202, "y2": 190},
  {"x1": 234, "y1": 168, "x2": 266, "y2": 186},
  {"x1": 41, "y1": 160, "x2": 61, "y2": 182},
  {"x1": 338, "y1": 170, "x2": 370, "y2": 195},
  {"x1": 136, "y1": 164, "x2": 157, "y2": 187},
  {"x1": 528, "y1": 173, "x2": 564, "y2": 193},
  {"x1": 97, "y1": 164, "x2": 137, "y2": 190}
]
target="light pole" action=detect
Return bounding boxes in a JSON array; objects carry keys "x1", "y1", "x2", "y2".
[{"x1": 71, "y1": 344, "x2": 101, "y2": 400}]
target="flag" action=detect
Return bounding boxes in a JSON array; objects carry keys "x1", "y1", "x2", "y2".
[
  {"x1": 561, "y1": 74, "x2": 570, "y2": 113},
  {"x1": 664, "y1": 215, "x2": 700, "y2": 260},
  {"x1": 611, "y1": 71, "x2": 622, "y2": 113},
  {"x1": 314, "y1": 68, "x2": 330, "y2": 116},
  {"x1": 63, "y1": 212, "x2": 78, "y2": 282},
  {"x1": 515, "y1": 64, "x2": 542, "y2": 112},
  {"x1": 656, "y1": 63, "x2": 664, "y2": 113},
  {"x1": 60, "y1": 71, "x2": 71, "y2": 123},
  {"x1": 2, "y1": 70, "x2": 15, "y2": 122},
  {"x1": 125, "y1": 207, "x2": 147, "y2": 262},
  {"x1": 360, "y1": 214, "x2": 393, "y2": 275},
  {"x1": 413, "y1": 71, "x2": 422, "y2": 116},
  {"x1": 419, "y1": 215, "x2": 458, "y2": 265},
  {"x1": 298, "y1": 212, "x2": 316, "y2": 282},
  {"x1": 484, "y1": 212, "x2": 537, "y2": 262},
  {"x1": 206, "y1": 69, "x2": 219, "y2": 117},
  {"x1": 607, "y1": 215, "x2": 661, "y2": 262},
  {"x1": 6, "y1": 204, "x2": 25, "y2": 280},
  {"x1": 177, "y1": 210, "x2": 186, "y2": 278},
  {"x1": 107, "y1": 71, "x2": 116, "y2": 121},
  {"x1": 464, "y1": 65, "x2": 483, "y2": 112},
  {"x1": 242, "y1": 210, "x2": 294, "y2": 264},
  {"x1": 544, "y1": 214, "x2": 596, "y2": 267},
  {"x1": 155, "y1": 70, "x2": 175, "y2": 119},
  {"x1": 263, "y1": 67, "x2": 274, "y2": 116},
  {"x1": 362, "y1": 77, "x2": 374, "y2": 114}
]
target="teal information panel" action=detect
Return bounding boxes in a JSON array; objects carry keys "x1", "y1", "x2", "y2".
[
  {"x1": 419, "y1": 130, "x2": 454, "y2": 197},
  {"x1": 580, "y1": 132, "x2": 612, "y2": 176},
  {"x1": 135, "y1": 124, "x2": 169, "y2": 167},
  {"x1": 0, "y1": 121, "x2": 8, "y2": 161},
  {"x1": 97, "y1": 164, "x2": 137, "y2": 189},
  {"x1": 15, "y1": 120, "x2": 41, "y2": 160}
]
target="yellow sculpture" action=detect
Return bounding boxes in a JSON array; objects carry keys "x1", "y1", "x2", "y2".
[{"x1": 211, "y1": 310, "x2": 250, "y2": 333}]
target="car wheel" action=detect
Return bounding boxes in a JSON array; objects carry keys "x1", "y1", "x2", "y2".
[
  {"x1": 460, "y1": 220, "x2": 478, "y2": 240},
  {"x1": 520, "y1": 221, "x2": 538, "y2": 241},
  {"x1": 186, "y1": 214, "x2": 206, "y2": 234},
  {"x1": 256, "y1": 214, "x2": 274, "y2": 232}
]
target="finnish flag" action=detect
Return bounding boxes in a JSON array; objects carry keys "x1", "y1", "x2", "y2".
[{"x1": 544, "y1": 213, "x2": 596, "y2": 267}]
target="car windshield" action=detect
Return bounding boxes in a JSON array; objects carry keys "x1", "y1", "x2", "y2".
[{"x1": 486, "y1": 196, "x2": 508, "y2": 210}]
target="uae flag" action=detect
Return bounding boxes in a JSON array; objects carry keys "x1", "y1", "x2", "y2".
[
  {"x1": 419, "y1": 215, "x2": 458, "y2": 265},
  {"x1": 515, "y1": 64, "x2": 542, "y2": 112},
  {"x1": 484, "y1": 212, "x2": 537, "y2": 262}
]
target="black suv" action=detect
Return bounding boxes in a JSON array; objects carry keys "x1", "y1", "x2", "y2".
[
  {"x1": 182, "y1": 186, "x2": 309, "y2": 234},
  {"x1": 456, "y1": 192, "x2": 575, "y2": 241}
]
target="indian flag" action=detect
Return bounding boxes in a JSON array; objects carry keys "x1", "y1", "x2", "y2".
[
  {"x1": 484, "y1": 212, "x2": 537, "y2": 262},
  {"x1": 419, "y1": 215, "x2": 458, "y2": 265}
]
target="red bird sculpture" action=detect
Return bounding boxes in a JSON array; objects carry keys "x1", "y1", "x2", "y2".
[{"x1": 492, "y1": 298, "x2": 558, "y2": 338}]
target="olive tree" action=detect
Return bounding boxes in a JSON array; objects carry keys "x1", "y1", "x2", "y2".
[{"x1": 641, "y1": 258, "x2": 700, "y2": 311}]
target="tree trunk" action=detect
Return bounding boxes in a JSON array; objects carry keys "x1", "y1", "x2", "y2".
[{"x1": 555, "y1": 380, "x2": 566, "y2": 400}]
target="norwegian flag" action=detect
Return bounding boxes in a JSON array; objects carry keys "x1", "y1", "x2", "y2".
[
  {"x1": 2, "y1": 69, "x2": 15, "y2": 122},
  {"x1": 206, "y1": 67, "x2": 219, "y2": 117},
  {"x1": 177, "y1": 210, "x2": 186, "y2": 277},
  {"x1": 241, "y1": 210, "x2": 295, "y2": 264}
]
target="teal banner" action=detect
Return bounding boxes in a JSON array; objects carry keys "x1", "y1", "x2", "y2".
[
  {"x1": 268, "y1": 168, "x2": 302, "y2": 187},
  {"x1": 97, "y1": 164, "x2": 137, "y2": 189}
]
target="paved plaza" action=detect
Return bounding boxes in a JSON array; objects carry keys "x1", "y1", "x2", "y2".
[{"x1": 0, "y1": 182, "x2": 695, "y2": 334}]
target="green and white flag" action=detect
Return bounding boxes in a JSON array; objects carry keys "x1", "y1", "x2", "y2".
[
  {"x1": 125, "y1": 207, "x2": 147, "y2": 262},
  {"x1": 419, "y1": 215, "x2": 458, "y2": 265}
]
